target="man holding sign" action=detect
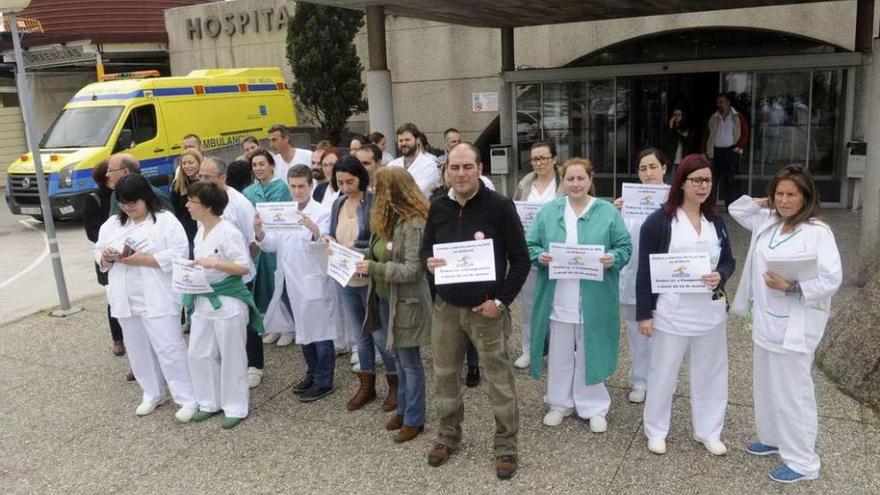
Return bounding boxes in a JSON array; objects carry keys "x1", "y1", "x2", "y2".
[{"x1": 421, "y1": 143, "x2": 530, "y2": 480}]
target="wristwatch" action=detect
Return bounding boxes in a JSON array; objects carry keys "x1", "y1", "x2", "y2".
[{"x1": 493, "y1": 299, "x2": 506, "y2": 311}]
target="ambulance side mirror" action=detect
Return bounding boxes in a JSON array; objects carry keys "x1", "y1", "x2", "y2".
[{"x1": 113, "y1": 129, "x2": 133, "y2": 153}]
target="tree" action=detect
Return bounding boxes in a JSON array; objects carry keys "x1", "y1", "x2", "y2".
[{"x1": 287, "y1": 4, "x2": 367, "y2": 143}]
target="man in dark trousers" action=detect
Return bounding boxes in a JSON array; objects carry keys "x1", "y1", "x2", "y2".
[
  {"x1": 702, "y1": 93, "x2": 749, "y2": 206},
  {"x1": 421, "y1": 142, "x2": 530, "y2": 480}
]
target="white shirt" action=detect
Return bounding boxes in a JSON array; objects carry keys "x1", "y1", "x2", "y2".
[
  {"x1": 321, "y1": 186, "x2": 340, "y2": 211},
  {"x1": 652, "y1": 208, "x2": 726, "y2": 336},
  {"x1": 527, "y1": 177, "x2": 557, "y2": 203},
  {"x1": 273, "y1": 148, "x2": 313, "y2": 181},
  {"x1": 193, "y1": 220, "x2": 252, "y2": 318},
  {"x1": 479, "y1": 175, "x2": 496, "y2": 191},
  {"x1": 389, "y1": 152, "x2": 440, "y2": 197},
  {"x1": 221, "y1": 186, "x2": 256, "y2": 283},
  {"x1": 551, "y1": 197, "x2": 594, "y2": 324},
  {"x1": 714, "y1": 112, "x2": 736, "y2": 148}
]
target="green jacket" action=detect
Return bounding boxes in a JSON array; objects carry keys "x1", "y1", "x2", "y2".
[
  {"x1": 364, "y1": 218, "x2": 432, "y2": 349},
  {"x1": 182, "y1": 276, "x2": 265, "y2": 335},
  {"x1": 525, "y1": 197, "x2": 632, "y2": 385},
  {"x1": 243, "y1": 179, "x2": 292, "y2": 312}
]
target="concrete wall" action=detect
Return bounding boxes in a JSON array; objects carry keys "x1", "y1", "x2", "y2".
[
  {"x1": 165, "y1": 0, "x2": 859, "y2": 146},
  {"x1": 0, "y1": 107, "x2": 27, "y2": 187}
]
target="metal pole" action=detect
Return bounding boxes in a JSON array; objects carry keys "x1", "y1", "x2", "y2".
[{"x1": 9, "y1": 12, "x2": 77, "y2": 315}]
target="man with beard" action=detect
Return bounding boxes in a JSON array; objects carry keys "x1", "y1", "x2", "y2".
[{"x1": 388, "y1": 123, "x2": 440, "y2": 197}]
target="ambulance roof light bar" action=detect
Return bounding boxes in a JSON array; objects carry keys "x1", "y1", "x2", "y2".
[{"x1": 101, "y1": 70, "x2": 161, "y2": 82}]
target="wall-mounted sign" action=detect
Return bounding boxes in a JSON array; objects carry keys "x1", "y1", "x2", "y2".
[
  {"x1": 22, "y1": 46, "x2": 92, "y2": 69},
  {"x1": 472, "y1": 92, "x2": 498, "y2": 112},
  {"x1": 186, "y1": 6, "x2": 291, "y2": 40}
]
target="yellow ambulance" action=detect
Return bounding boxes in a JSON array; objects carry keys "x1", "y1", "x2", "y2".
[{"x1": 5, "y1": 67, "x2": 297, "y2": 219}]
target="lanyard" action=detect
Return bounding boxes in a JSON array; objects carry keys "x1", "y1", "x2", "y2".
[{"x1": 768, "y1": 223, "x2": 801, "y2": 250}]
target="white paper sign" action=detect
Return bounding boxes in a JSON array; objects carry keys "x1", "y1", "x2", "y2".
[
  {"x1": 433, "y1": 239, "x2": 496, "y2": 285},
  {"x1": 107, "y1": 222, "x2": 152, "y2": 255},
  {"x1": 172, "y1": 259, "x2": 212, "y2": 294},
  {"x1": 621, "y1": 183, "x2": 670, "y2": 221},
  {"x1": 548, "y1": 243, "x2": 604, "y2": 281},
  {"x1": 514, "y1": 201, "x2": 543, "y2": 231},
  {"x1": 256, "y1": 202, "x2": 301, "y2": 231},
  {"x1": 649, "y1": 252, "x2": 712, "y2": 293},
  {"x1": 766, "y1": 254, "x2": 818, "y2": 282},
  {"x1": 327, "y1": 241, "x2": 364, "y2": 287},
  {"x1": 472, "y1": 92, "x2": 499, "y2": 112}
]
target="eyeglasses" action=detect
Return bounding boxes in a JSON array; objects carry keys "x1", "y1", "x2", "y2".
[
  {"x1": 197, "y1": 174, "x2": 219, "y2": 181},
  {"x1": 530, "y1": 156, "x2": 553, "y2": 164},
  {"x1": 321, "y1": 162, "x2": 336, "y2": 167},
  {"x1": 685, "y1": 177, "x2": 713, "y2": 186},
  {"x1": 106, "y1": 167, "x2": 125, "y2": 174}
]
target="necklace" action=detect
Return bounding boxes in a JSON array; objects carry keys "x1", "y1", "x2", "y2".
[{"x1": 768, "y1": 222, "x2": 800, "y2": 250}]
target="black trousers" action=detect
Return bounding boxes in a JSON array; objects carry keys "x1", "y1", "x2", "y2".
[
  {"x1": 246, "y1": 281, "x2": 265, "y2": 370},
  {"x1": 713, "y1": 146, "x2": 740, "y2": 206},
  {"x1": 107, "y1": 304, "x2": 123, "y2": 342}
]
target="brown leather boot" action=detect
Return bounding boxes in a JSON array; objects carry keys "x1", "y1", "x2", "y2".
[
  {"x1": 385, "y1": 414, "x2": 404, "y2": 431},
  {"x1": 393, "y1": 425, "x2": 424, "y2": 443},
  {"x1": 381, "y1": 374, "x2": 399, "y2": 412},
  {"x1": 346, "y1": 372, "x2": 376, "y2": 411}
]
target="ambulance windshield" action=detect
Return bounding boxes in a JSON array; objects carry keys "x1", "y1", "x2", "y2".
[{"x1": 41, "y1": 106, "x2": 124, "y2": 148}]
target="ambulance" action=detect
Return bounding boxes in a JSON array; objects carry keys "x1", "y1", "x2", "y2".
[{"x1": 5, "y1": 67, "x2": 297, "y2": 219}]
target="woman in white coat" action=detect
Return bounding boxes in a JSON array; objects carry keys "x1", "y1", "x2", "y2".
[
  {"x1": 95, "y1": 174, "x2": 196, "y2": 421},
  {"x1": 258, "y1": 165, "x2": 338, "y2": 403},
  {"x1": 613, "y1": 148, "x2": 668, "y2": 403},
  {"x1": 728, "y1": 165, "x2": 842, "y2": 484}
]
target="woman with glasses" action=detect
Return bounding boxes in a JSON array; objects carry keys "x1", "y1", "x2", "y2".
[
  {"x1": 318, "y1": 149, "x2": 342, "y2": 210},
  {"x1": 729, "y1": 166, "x2": 841, "y2": 484},
  {"x1": 243, "y1": 150, "x2": 294, "y2": 349},
  {"x1": 511, "y1": 140, "x2": 565, "y2": 370},
  {"x1": 95, "y1": 174, "x2": 196, "y2": 421},
  {"x1": 636, "y1": 153, "x2": 735, "y2": 456}
]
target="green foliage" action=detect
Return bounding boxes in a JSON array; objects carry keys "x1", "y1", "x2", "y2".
[{"x1": 287, "y1": 4, "x2": 367, "y2": 143}]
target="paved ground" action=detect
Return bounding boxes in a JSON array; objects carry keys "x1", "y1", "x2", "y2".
[{"x1": 1, "y1": 208, "x2": 879, "y2": 494}]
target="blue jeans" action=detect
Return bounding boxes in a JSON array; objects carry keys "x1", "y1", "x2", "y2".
[
  {"x1": 379, "y1": 298, "x2": 424, "y2": 427},
  {"x1": 338, "y1": 285, "x2": 397, "y2": 374},
  {"x1": 302, "y1": 340, "x2": 335, "y2": 388}
]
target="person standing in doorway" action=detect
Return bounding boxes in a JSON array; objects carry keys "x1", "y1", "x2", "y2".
[
  {"x1": 701, "y1": 93, "x2": 749, "y2": 206},
  {"x1": 661, "y1": 106, "x2": 694, "y2": 181}
]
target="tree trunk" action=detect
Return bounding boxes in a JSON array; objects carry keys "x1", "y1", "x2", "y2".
[{"x1": 816, "y1": 269, "x2": 880, "y2": 413}]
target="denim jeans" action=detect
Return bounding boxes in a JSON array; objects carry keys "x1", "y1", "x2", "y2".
[
  {"x1": 379, "y1": 298, "x2": 425, "y2": 427},
  {"x1": 302, "y1": 340, "x2": 335, "y2": 388},
  {"x1": 338, "y1": 284, "x2": 397, "y2": 374}
]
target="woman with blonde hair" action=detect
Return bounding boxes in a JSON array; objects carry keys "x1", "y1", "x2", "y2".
[
  {"x1": 355, "y1": 166, "x2": 432, "y2": 442},
  {"x1": 170, "y1": 148, "x2": 203, "y2": 254},
  {"x1": 526, "y1": 157, "x2": 632, "y2": 432}
]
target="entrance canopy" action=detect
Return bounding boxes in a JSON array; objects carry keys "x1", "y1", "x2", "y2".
[{"x1": 306, "y1": 0, "x2": 830, "y2": 28}]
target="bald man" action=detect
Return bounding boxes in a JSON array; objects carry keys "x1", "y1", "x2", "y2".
[{"x1": 107, "y1": 153, "x2": 174, "y2": 214}]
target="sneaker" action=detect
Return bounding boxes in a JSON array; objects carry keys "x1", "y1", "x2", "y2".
[
  {"x1": 648, "y1": 438, "x2": 667, "y2": 455},
  {"x1": 769, "y1": 464, "x2": 818, "y2": 484},
  {"x1": 351, "y1": 362, "x2": 361, "y2": 373},
  {"x1": 292, "y1": 376, "x2": 314, "y2": 395},
  {"x1": 135, "y1": 401, "x2": 160, "y2": 416},
  {"x1": 191, "y1": 410, "x2": 219, "y2": 422},
  {"x1": 628, "y1": 389, "x2": 646, "y2": 403},
  {"x1": 513, "y1": 354, "x2": 530, "y2": 369},
  {"x1": 542, "y1": 409, "x2": 571, "y2": 427},
  {"x1": 465, "y1": 366, "x2": 480, "y2": 388},
  {"x1": 276, "y1": 333, "x2": 294, "y2": 347},
  {"x1": 220, "y1": 416, "x2": 245, "y2": 429},
  {"x1": 299, "y1": 385, "x2": 334, "y2": 403},
  {"x1": 746, "y1": 442, "x2": 779, "y2": 456},
  {"x1": 175, "y1": 406, "x2": 197, "y2": 423},
  {"x1": 350, "y1": 349, "x2": 359, "y2": 365},
  {"x1": 495, "y1": 454, "x2": 518, "y2": 480},
  {"x1": 427, "y1": 443, "x2": 453, "y2": 467},
  {"x1": 262, "y1": 333, "x2": 280, "y2": 344},
  {"x1": 589, "y1": 415, "x2": 608, "y2": 433},
  {"x1": 694, "y1": 436, "x2": 727, "y2": 456},
  {"x1": 247, "y1": 367, "x2": 263, "y2": 389}
]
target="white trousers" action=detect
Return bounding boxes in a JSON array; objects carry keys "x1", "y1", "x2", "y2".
[
  {"x1": 188, "y1": 311, "x2": 250, "y2": 418},
  {"x1": 644, "y1": 329, "x2": 728, "y2": 441},
  {"x1": 119, "y1": 314, "x2": 196, "y2": 409},
  {"x1": 754, "y1": 345, "x2": 820, "y2": 475},
  {"x1": 622, "y1": 304, "x2": 650, "y2": 391},
  {"x1": 545, "y1": 320, "x2": 611, "y2": 418},
  {"x1": 520, "y1": 268, "x2": 537, "y2": 355}
]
